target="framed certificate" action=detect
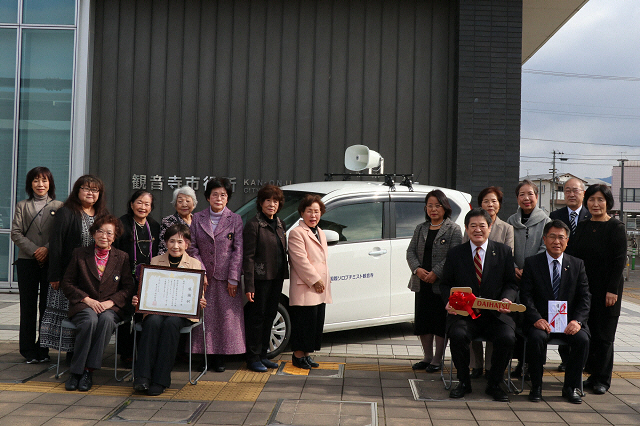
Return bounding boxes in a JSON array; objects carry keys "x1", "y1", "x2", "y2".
[{"x1": 137, "y1": 265, "x2": 205, "y2": 319}]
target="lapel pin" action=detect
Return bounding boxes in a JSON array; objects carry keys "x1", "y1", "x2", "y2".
[
  {"x1": 440, "y1": 239, "x2": 446, "y2": 244},
  {"x1": 492, "y1": 250, "x2": 496, "y2": 256},
  {"x1": 114, "y1": 275, "x2": 120, "y2": 281},
  {"x1": 50, "y1": 210, "x2": 56, "y2": 216}
]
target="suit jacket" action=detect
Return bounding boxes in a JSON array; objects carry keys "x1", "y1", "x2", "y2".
[
  {"x1": 440, "y1": 240, "x2": 518, "y2": 330},
  {"x1": 462, "y1": 216, "x2": 514, "y2": 252},
  {"x1": 243, "y1": 212, "x2": 289, "y2": 293},
  {"x1": 61, "y1": 246, "x2": 136, "y2": 318},
  {"x1": 288, "y1": 220, "x2": 332, "y2": 306},
  {"x1": 520, "y1": 251, "x2": 591, "y2": 334},
  {"x1": 187, "y1": 207, "x2": 243, "y2": 283},
  {"x1": 406, "y1": 218, "x2": 462, "y2": 292},
  {"x1": 48, "y1": 206, "x2": 87, "y2": 282},
  {"x1": 11, "y1": 197, "x2": 63, "y2": 259},
  {"x1": 549, "y1": 207, "x2": 591, "y2": 235}
]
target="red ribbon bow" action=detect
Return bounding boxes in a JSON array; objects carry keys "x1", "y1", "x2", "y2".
[{"x1": 449, "y1": 291, "x2": 480, "y2": 319}]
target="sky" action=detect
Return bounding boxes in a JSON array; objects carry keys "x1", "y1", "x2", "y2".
[{"x1": 520, "y1": 0, "x2": 640, "y2": 180}]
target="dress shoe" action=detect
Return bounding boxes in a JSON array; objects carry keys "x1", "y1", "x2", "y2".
[
  {"x1": 557, "y1": 362, "x2": 566, "y2": 372},
  {"x1": 485, "y1": 384, "x2": 509, "y2": 402},
  {"x1": 25, "y1": 358, "x2": 39, "y2": 364},
  {"x1": 470, "y1": 368, "x2": 483, "y2": 379},
  {"x1": 211, "y1": 355, "x2": 225, "y2": 373},
  {"x1": 305, "y1": 356, "x2": 319, "y2": 368},
  {"x1": 593, "y1": 384, "x2": 607, "y2": 395},
  {"x1": 65, "y1": 373, "x2": 80, "y2": 391},
  {"x1": 248, "y1": 361, "x2": 268, "y2": 372},
  {"x1": 583, "y1": 377, "x2": 595, "y2": 389},
  {"x1": 133, "y1": 376, "x2": 150, "y2": 391},
  {"x1": 425, "y1": 364, "x2": 441, "y2": 373},
  {"x1": 261, "y1": 358, "x2": 279, "y2": 369},
  {"x1": 38, "y1": 356, "x2": 51, "y2": 363},
  {"x1": 449, "y1": 381, "x2": 472, "y2": 398},
  {"x1": 147, "y1": 383, "x2": 166, "y2": 396},
  {"x1": 291, "y1": 354, "x2": 311, "y2": 369},
  {"x1": 562, "y1": 386, "x2": 582, "y2": 404},
  {"x1": 77, "y1": 370, "x2": 93, "y2": 392},
  {"x1": 412, "y1": 361, "x2": 429, "y2": 370},
  {"x1": 528, "y1": 385, "x2": 542, "y2": 402}
]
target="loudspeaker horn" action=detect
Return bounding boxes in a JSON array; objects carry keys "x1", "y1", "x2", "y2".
[{"x1": 344, "y1": 145, "x2": 383, "y2": 173}]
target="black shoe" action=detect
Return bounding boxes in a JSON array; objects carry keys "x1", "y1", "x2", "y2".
[
  {"x1": 147, "y1": 383, "x2": 166, "y2": 396},
  {"x1": 248, "y1": 361, "x2": 268, "y2": 372},
  {"x1": 562, "y1": 386, "x2": 582, "y2": 403},
  {"x1": 305, "y1": 356, "x2": 320, "y2": 368},
  {"x1": 593, "y1": 384, "x2": 607, "y2": 395},
  {"x1": 133, "y1": 376, "x2": 150, "y2": 392},
  {"x1": 449, "y1": 381, "x2": 472, "y2": 398},
  {"x1": 211, "y1": 355, "x2": 225, "y2": 373},
  {"x1": 528, "y1": 385, "x2": 542, "y2": 402},
  {"x1": 425, "y1": 364, "x2": 441, "y2": 373},
  {"x1": 25, "y1": 358, "x2": 39, "y2": 364},
  {"x1": 470, "y1": 368, "x2": 483, "y2": 379},
  {"x1": 291, "y1": 354, "x2": 311, "y2": 369},
  {"x1": 583, "y1": 377, "x2": 595, "y2": 389},
  {"x1": 65, "y1": 373, "x2": 80, "y2": 391},
  {"x1": 557, "y1": 362, "x2": 566, "y2": 372},
  {"x1": 38, "y1": 356, "x2": 51, "y2": 363},
  {"x1": 77, "y1": 370, "x2": 93, "y2": 392},
  {"x1": 485, "y1": 383, "x2": 509, "y2": 402},
  {"x1": 261, "y1": 358, "x2": 279, "y2": 369},
  {"x1": 412, "y1": 361, "x2": 429, "y2": 370}
]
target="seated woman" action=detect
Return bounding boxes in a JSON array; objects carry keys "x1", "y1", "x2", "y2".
[
  {"x1": 60, "y1": 214, "x2": 136, "y2": 392},
  {"x1": 132, "y1": 224, "x2": 207, "y2": 396}
]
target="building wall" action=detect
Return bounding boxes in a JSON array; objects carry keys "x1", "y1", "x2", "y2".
[
  {"x1": 612, "y1": 165, "x2": 640, "y2": 213},
  {"x1": 90, "y1": 0, "x2": 459, "y2": 217},
  {"x1": 455, "y1": 0, "x2": 522, "y2": 217}
]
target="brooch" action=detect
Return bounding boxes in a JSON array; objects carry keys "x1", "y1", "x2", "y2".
[
  {"x1": 440, "y1": 239, "x2": 446, "y2": 245},
  {"x1": 50, "y1": 210, "x2": 56, "y2": 216},
  {"x1": 227, "y1": 233, "x2": 234, "y2": 240},
  {"x1": 492, "y1": 251, "x2": 496, "y2": 256},
  {"x1": 114, "y1": 275, "x2": 120, "y2": 281}
]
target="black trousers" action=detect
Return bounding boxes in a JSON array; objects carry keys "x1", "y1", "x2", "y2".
[
  {"x1": 70, "y1": 308, "x2": 120, "y2": 375},
  {"x1": 448, "y1": 315, "x2": 515, "y2": 385},
  {"x1": 586, "y1": 314, "x2": 619, "y2": 389},
  {"x1": 289, "y1": 303, "x2": 326, "y2": 353},
  {"x1": 16, "y1": 259, "x2": 49, "y2": 360},
  {"x1": 526, "y1": 328, "x2": 589, "y2": 389},
  {"x1": 135, "y1": 315, "x2": 191, "y2": 388},
  {"x1": 244, "y1": 278, "x2": 284, "y2": 363}
]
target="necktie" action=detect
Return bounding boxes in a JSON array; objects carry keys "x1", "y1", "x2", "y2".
[
  {"x1": 474, "y1": 247, "x2": 482, "y2": 286},
  {"x1": 552, "y1": 259, "x2": 561, "y2": 299},
  {"x1": 569, "y1": 211, "x2": 577, "y2": 235}
]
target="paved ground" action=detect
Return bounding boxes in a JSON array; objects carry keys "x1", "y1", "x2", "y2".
[{"x1": 0, "y1": 268, "x2": 639, "y2": 425}]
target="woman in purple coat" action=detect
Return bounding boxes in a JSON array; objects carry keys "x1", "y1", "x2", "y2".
[{"x1": 188, "y1": 178, "x2": 244, "y2": 372}]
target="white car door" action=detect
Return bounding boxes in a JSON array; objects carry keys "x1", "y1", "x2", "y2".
[{"x1": 319, "y1": 200, "x2": 390, "y2": 326}]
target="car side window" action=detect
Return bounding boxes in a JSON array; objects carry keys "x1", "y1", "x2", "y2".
[
  {"x1": 319, "y1": 202, "x2": 383, "y2": 243},
  {"x1": 395, "y1": 202, "x2": 427, "y2": 238}
]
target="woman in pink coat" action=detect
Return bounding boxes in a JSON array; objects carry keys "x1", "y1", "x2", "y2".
[
  {"x1": 288, "y1": 195, "x2": 332, "y2": 369},
  {"x1": 187, "y1": 178, "x2": 244, "y2": 372}
]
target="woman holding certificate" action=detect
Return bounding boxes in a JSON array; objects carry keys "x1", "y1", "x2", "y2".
[
  {"x1": 568, "y1": 184, "x2": 626, "y2": 395},
  {"x1": 60, "y1": 215, "x2": 135, "y2": 392},
  {"x1": 188, "y1": 177, "x2": 244, "y2": 372},
  {"x1": 132, "y1": 224, "x2": 207, "y2": 396},
  {"x1": 288, "y1": 195, "x2": 332, "y2": 369}
]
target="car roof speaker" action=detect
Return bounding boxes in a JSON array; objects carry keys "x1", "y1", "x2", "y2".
[{"x1": 344, "y1": 145, "x2": 382, "y2": 172}]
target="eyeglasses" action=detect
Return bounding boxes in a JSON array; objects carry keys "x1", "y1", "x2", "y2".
[
  {"x1": 545, "y1": 234, "x2": 567, "y2": 242},
  {"x1": 210, "y1": 192, "x2": 228, "y2": 199},
  {"x1": 95, "y1": 229, "x2": 114, "y2": 237},
  {"x1": 80, "y1": 186, "x2": 100, "y2": 194},
  {"x1": 426, "y1": 204, "x2": 442, "y2": 210},
  {"x1": 564, "y1": 188, "x2": 583, "y2": 194}
]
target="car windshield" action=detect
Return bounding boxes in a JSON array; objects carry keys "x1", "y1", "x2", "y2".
[{"x1": 235, "y1": 190, "x2": 325, "y2": 230}]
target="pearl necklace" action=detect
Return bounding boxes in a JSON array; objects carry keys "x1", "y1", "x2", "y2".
[{"x1": 430, "y1": 220, "x2": 444, "y2": 227}]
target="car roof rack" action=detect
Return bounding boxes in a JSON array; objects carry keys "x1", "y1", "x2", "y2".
[{"x1": 324, "y1": 173, "x2": 414, "y2": 191}]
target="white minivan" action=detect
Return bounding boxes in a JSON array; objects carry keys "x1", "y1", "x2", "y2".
[{"x1": 236, "y1": 178, "x2": 472, "y2": 356}]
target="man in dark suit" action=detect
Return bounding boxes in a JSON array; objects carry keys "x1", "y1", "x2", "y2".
[
  {"x1": 520, "y1": 219, "x2": 590, "y2": 404},
  {"x1": 441, "y1": 208, "x2": 518, "y2": 402}
]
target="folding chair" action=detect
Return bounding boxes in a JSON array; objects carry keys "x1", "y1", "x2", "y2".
[
  {"x1": 131, "y1": 312, "x2": 207, "y2": 385},
  {"x1": 55, "y1": 316, "x2": 132, "y2": 381},
  {"x1": 440, "y1": 334, "x2": 521, "y2": 393}
]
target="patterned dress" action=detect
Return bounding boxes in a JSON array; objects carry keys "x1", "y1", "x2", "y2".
[
  {"x1": 39, "y1": 212, "x2": 94, "y2": 351},
  {"x1": 158, "y1": 213, "x2": 190, "y2": 255}
]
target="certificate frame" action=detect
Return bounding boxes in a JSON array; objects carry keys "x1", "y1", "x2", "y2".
[{"x1": 137, "y1": 264, "x2": 205, "y2": 319}]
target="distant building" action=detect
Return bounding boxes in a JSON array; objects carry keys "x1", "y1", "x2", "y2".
[{"x1": 612, "y1": 162, "x2": 640, "y2": 227}]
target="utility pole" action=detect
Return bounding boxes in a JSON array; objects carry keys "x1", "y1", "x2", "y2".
[
  {"x1": 619, "y1": 158, "x2": 628, "y2": 225},
  {"x1": 550, "y1": 151, "x2": 568, "y2": 212}
]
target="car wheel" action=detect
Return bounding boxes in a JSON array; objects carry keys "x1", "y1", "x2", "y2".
[{"x1": 267, "y1": 303, "x2": 291, "y2": 358}]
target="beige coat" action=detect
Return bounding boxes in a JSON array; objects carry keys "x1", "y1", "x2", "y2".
[
  {"x1": 288, "y1": 220, "x2": 332, "y2": 306},
  {"x1": 11, "y1": 197, "x2": 63, "y2": 259}
]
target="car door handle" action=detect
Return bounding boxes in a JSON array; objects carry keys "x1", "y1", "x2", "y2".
[{"x1": 368, "y1": 249, "x2": 388, "y2": 256}]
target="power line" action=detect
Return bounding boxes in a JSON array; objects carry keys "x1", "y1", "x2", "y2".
[
  {"x1": 523, "y1": 69, "x2": 640, "y2": 82},
  {"x1": 521, "y1": 137, "x2": 640, "y2": 148},
  {"x1": 522, "y1": 100, "x2": 640, "y2": 111},
  {"x1": 522, "y1": 108, "x2": 640, "y2": 120}
]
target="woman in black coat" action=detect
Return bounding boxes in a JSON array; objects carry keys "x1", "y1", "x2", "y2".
[
  {"x1": 567, "y1": 184, "x2": 626, "y2": 395},
  {"x1": 243, "y1": 185, "x2": 288, "y2": 372}
]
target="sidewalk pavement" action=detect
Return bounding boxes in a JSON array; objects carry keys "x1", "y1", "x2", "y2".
[{"x1": 0, "y1": 291, "x2": 638, "y2": 425}]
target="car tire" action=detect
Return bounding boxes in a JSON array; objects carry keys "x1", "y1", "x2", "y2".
[{"x1": 267, "y1": 302, "x2": 291, "y2": 358}]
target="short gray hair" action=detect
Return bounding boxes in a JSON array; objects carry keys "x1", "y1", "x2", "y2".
[{"x1": 171, "y1": 185, "x2": 198, "y2": 208}]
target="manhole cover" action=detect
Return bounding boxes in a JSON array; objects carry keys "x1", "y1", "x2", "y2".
[
  {"x1": 267, "y1": 399, "x2": 377, "y2": 426},
  {"x1": 106, "y1": 399, "x2": 207, "y2": 423},
  {"x1": 409, "y1": 378, "x2": 453, "y2": 401}
]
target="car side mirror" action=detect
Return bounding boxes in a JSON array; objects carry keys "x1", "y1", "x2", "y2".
[{"x1": 324, "y1": 230, "x2": 339, "y2": 246}]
